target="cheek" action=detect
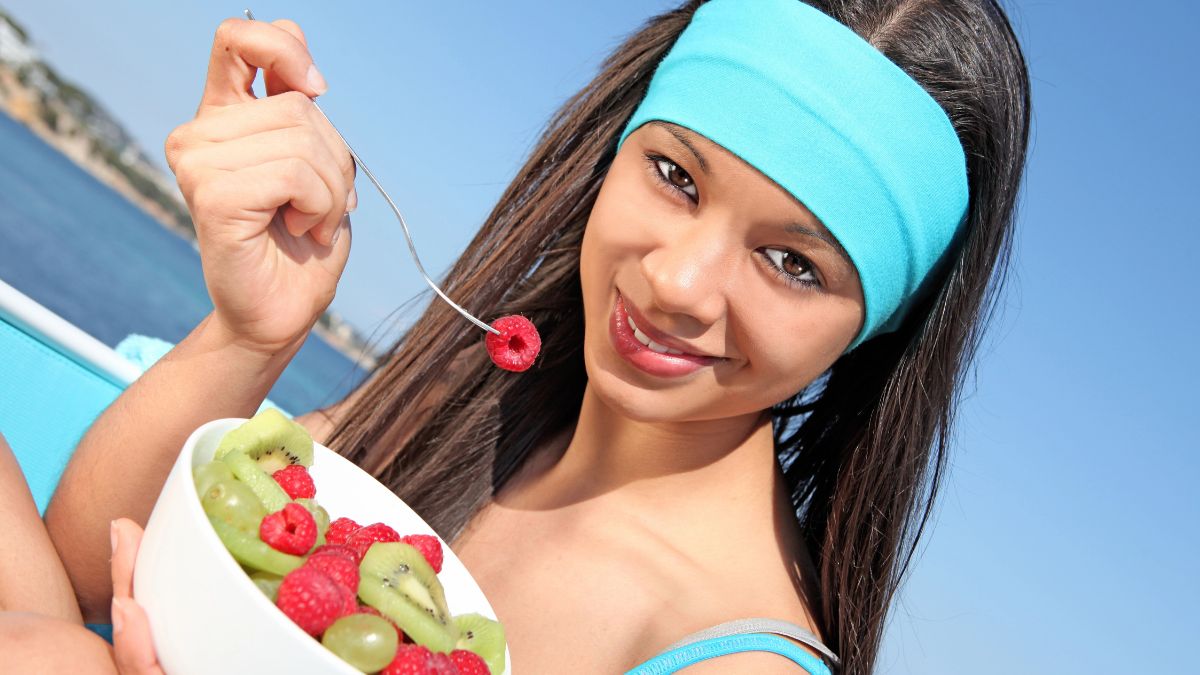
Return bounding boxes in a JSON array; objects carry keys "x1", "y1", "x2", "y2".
[
  {"x1": 580, "y1": 170, "x2": 657, "y2": 292},
  {"x1": 733, "y1": 303, "x2": 859, "y2": 401}
]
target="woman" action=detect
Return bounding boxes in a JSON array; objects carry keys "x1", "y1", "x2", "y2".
[{"x1": 41, "y1": 0, "x2": 1030, "y2": 672}]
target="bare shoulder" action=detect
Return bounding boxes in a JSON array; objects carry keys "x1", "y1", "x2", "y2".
[
  {"x1": 293, "y1": 408, "x2": 337, "y2": 445},
  {"x1": 292, "y1": 364, "x2": 387, "y2": 445}
]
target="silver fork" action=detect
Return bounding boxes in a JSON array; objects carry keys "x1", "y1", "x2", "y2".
[{"x1": 244, "y1": 8, "x2": 499, "y2": 336}]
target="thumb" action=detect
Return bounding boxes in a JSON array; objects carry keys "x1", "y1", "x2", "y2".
[{"x1": 112, "y1": 597, "x2": 165, "y2": 675}]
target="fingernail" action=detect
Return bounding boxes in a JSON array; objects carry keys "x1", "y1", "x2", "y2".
[
  {"x1": 111, "y1": 598, "x2": 124, "y2": 635},
  {"x1": 307, "y1": 63, "x2": 328, "y2": 96},
  {"x1": 110, "y1": 521, "x2": 118, "y2": 558},
  {"x1": 331, "y1": 215, "x2": 347, "y2": 246},
  {"x1": 347, "y1": 188, "x2": 358, "y2": 213}
]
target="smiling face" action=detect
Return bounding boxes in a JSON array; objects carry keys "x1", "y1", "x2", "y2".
[{"x1": 578, "y1": 121, "x2": 865, "y2": 423}]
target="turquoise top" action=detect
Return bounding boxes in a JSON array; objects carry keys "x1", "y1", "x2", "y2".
[
  {"x1": 626, "y1": 618, "x2": 840, "y2": 674},
  {"x1": 627, "y1": 633, "x2": 833, "y2": 674}
]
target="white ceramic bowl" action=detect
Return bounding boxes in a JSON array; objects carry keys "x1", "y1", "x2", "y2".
[{"x1": 134, "y1": 418, "x2": 509, "y2": 675}]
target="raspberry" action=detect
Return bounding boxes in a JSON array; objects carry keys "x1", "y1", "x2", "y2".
[
  {"x1": 275, "y1": 566, "x2": 348, "y2": 636},
  {"x1": 485, "y1": 314, "x2": 541, "y2": 372},
  {"x1": 326, "y1": 517, "x2": 362, "y2": 546},
  {"x1": 359, "y1": 605, "x2": 405, "y2": 642},
  {"x1": 401, "y1": 534, "x2": 444, "y2": 574},
  {"x1": 427, "y1": 652, "x2": 459, "y2": 674},
  {"x1": 450, "y1": 650, "x2": 490, "y2": 675},
  {"x1": 382, "y1": 644, "x2": 458, "y2": 675},
  {"x1": 310, "y1": 543, "x2": 359, "y2": 563},
  {"x1": 260, "y1": 502, "x2": 317, "y2": 555},
  {"x1": 381, "y1": 645, "x2": 432, "y2": 675},
  {"x1": 304, "y1": 551, "x2": 360, "y2": 592},
  {"x1": 338, "y1": 583, "x2": 359, "y2": 618},
  {"x1": 271, "y1": 464, "x2": 316, "y2": 499},
  {"x1": 346, "y1": 522, "x2": 402, "y2": 560}
]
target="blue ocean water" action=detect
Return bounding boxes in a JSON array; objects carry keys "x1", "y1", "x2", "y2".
[{"x1": 0, "y1": 111, "x2": 369, "y2": 413}]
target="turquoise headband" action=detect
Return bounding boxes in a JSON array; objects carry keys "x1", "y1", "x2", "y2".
[{"x1": 616, "y1": 0, "x2": 969, "y2": 350}]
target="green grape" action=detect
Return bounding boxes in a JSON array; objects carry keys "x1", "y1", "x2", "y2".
[
  {"x1": 193, "y1": 460, "x2": 235, "y2": 498},
  {"x1": 201, "y1": 478, "x2": 267, "y2": 534},
  {"x1": 250, "y1": 571, "x2": 283, "y2": 602},
  {"x1": 321, "y1": 614, "x2": 399, "y2": 673}
]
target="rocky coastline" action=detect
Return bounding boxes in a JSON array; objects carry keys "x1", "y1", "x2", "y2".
[{"x1": 0, "y1": 9, "x2": 378, "y2": 368}]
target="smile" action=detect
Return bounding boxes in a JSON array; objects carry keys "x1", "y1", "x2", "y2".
[
  {"x1": 627, "y1": 313, "x2": 686, "y2": 355},
  {"x1": 608, "y1": 291, "x2": 721, "y2": 378}
]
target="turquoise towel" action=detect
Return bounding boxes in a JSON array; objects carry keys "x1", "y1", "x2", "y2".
[{"x1": 114, "y1": 334, "x2": 291, "y2": 418}]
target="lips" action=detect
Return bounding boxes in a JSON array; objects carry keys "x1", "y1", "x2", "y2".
[{"x1": 608, "y1": 292, "x2": 720, "y2": 378}]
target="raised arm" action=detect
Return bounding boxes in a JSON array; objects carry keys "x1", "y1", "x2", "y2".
[{"x1": 43, "y1": 17, "x2": 355, "y2": 621}]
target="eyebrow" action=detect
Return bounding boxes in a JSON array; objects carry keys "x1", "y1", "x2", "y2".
[
  {"x1": 649, "y1": 121, "x2": 710, "y2": 175},
  {"x1": 785, "y1": 223, "x2": 853, "y2": 266}
]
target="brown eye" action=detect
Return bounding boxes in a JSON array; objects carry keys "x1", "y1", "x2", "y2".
[
  {"x1": 651, "y1": 157, "x2": 699, "y2": 200},
  {"x1": 665, "y1": 162, "x2": 693, "y2": 190},
  {"x1": 781, "y1": 251, "x2": 808, "y2": 276},
  {"x1": 762, "y1": 247, "x2": 820, "y2": 288}
]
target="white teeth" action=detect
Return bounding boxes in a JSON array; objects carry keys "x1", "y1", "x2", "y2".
[{"x1": 628, "y1": 314, "x2": 685, "y2": 355}]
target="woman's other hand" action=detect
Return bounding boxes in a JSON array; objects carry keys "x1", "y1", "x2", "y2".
[
  {"x1": 110, "y1": 519, "x2": 164, "y2": 675},
  {"x1": 164, "y1": 17, "x2": 355, "y2": 356}
]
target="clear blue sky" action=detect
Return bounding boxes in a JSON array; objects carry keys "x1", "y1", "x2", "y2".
[{"x1": 6, "y1": 1, "x2": 1197, "y2": 672}]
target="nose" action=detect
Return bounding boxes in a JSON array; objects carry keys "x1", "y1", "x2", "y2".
[{"x1": 639, "y1": 224, "x2": 731, "y2": 326}]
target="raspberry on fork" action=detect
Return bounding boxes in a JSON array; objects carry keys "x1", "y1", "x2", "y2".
[{"x1": 485, "y1": 315, "x2": 541, "y2": 372}]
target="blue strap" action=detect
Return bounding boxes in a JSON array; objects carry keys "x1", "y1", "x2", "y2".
[
  {"x1": 86, "y1": 623, "x2": 114, "y2": 644},
  {"x1": 626, "y1": 633, "x2": 833, "y2": 674}
]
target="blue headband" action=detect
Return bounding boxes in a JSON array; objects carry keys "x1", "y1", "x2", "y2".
[{"x1": 616, "y1": 0, "x2": 969, "y2": 350}]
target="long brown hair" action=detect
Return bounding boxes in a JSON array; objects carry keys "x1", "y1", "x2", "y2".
[{"x1": 330, "y1": 2, "x2": 1031, "y2": 672}]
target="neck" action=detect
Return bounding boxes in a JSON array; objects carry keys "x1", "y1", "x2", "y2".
[{"x1": 517, "y1": 385, "x2": 784, "y2": 527}]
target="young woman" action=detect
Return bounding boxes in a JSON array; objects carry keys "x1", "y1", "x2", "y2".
[{"x1": 39, "y1": 1, "x2": 1031, "y2": 672}]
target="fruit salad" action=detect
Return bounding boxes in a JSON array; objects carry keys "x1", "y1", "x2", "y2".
[{"x1": 193, "y1": 409, "x2": 506, "y2": 674}]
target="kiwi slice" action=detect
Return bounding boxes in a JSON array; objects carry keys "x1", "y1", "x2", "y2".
[
  {"x1": 193, "y1": 460, "x2": 234, "y2": 498},
  {"x1": 454, "y1": 613, "x2": 507, "y2": 675},
  {"x1": 208, "y1": 515, "x2": 303, "y2": 576},
  {"x1": 358, "y1": 542, "x2": 458, "y2": 653},
  {"x1": 214, "y1": 408, "x2": 314, "y2": 473},
  {"x1": 220, "y1": 448, "x2": 290, "y2": 513},
  {"x1": 295, "y1": 498, "x2": 330, "y2": 547}
]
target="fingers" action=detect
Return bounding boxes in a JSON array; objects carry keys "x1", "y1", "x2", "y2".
[
  {"x1": 110, "y1": 519, "x2": 164, "y2": 674},
  {"x1": 176, "y1": 125, "x2": 348, "y2": 230},
  {"x1": 192, "y1": 159, "x2": 336, "y2": 244},
  {"x1": 111, "y1": 597, "x2": 165, "y2": 675},
  {"x1": 166, "y1": 94, "x2": 354, "y2": 234},
  {"x1": 201, "y1": 17, "x2": 325, "y2": 109},
  {"x1": 265, "y1": 20, "x2": 308, "y2": 97},
  {"x1": 110, "y1": 519, "x2": 142, "y2": 601}
]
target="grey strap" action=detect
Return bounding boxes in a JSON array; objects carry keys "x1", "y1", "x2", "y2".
[{"x1": 662, "y1": 618, "x2": 841, "y2": 669}]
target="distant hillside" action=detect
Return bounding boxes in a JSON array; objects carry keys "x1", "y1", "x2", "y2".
[
  {"x1": 0, "y1": 7, "x2": 379, "y2": 364},
  {"x1": 0, "y1": 7, "x2": 194, "y2": 237}
]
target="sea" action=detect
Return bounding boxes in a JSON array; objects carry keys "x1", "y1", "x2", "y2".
[{"x1": 0, "y1": 110, "x2": 369, "y2": 414}]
